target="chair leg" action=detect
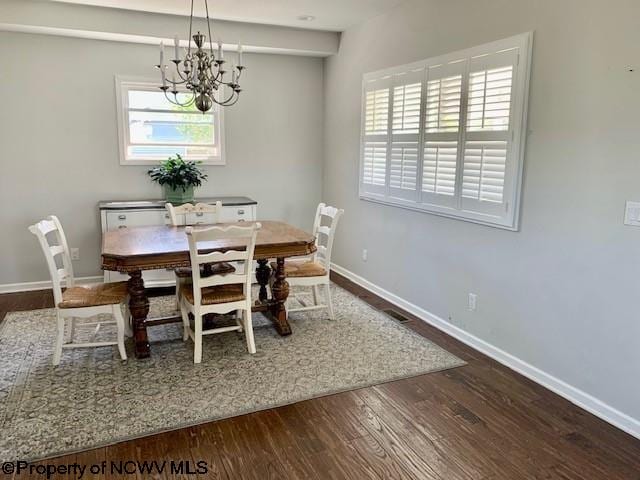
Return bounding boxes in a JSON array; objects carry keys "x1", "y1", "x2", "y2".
[
  {"x1": 53, "y1": 311, "x2": 65, "y2": 366},
  {"x1": 112, "y1": 305, "x2": 128, "y2": 361},
  {"x1": 194, "y1": 314, "x2": 203, "y2": 364},
  {"x1": 243, "y1": 308, "x2": 256, "y2": 354},
  {"x1": 312, "y1": 286, "x2": 320, "y2": 306},
  {"x1": 235, "y1": 310, "x2": 243, "y2": 332},
  {"x1": 68, "y1": 317, "x2": 76, "y2": 343},
  {"x1": 326, "y1": 283, "x2": 335, "y2": 320},
  {"x1": 180, "y1": 302, "x2": 190, "y2": 342},
  {"x1": 121, "y1": 304, "x2": 133, "y2": 337},
  {"x1": 175, "y1": 276, "x2": 182, "y2": 311}
]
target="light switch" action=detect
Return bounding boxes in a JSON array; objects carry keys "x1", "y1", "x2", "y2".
[{"x1": 624, "y1": 201, "x2": 640, "y2": 226}]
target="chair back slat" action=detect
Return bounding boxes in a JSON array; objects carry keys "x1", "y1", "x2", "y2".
[
  {"x1": 38, "y1": 220, "x2": 58, "y2": 235},
  {"x1": 199, "y1": 273, "x2": 248, "y2": 288},
  {"x1": 311, "y1": 204, "x2": 344, "y2": 270},
  {"x1": 185, "y1": 223, "x2": 261, "y2": 309},
  {"x1": 166, "y1": 201, "x2": 222, "y2": 226},
  {"x1": 50, "y1": 245, "x2": 65, "y2": 257},
  {"x1": 317, "y1": 225, "x2": 331, "y2": 237},
  {"x1": 29, "y1": 216, "x2": 75, "y2": 306},
  {"x1": 196, "y1": 249, "x2": 248, "y2": 264},
  {"x1": 316, "y1": 245, "x2": 328, "y2": 259}
]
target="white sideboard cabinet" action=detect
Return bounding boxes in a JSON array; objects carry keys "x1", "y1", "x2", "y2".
[{"x1": 99, "y1": 197, "x2": 257, "y2": 286}]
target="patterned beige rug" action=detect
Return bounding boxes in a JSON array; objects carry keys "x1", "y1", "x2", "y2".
[{"x1": 0, "y1": 284, "x2": 464, "y2": 461}]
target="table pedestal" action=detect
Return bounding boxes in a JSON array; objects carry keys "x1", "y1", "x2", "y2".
[
  {"x1": 254, "y1": 258, "x2": 292, "y2": 336},
  {"x1": 127, "y1": 270, "x2": 150, "y2": 359},
  {"x1": 127, "y1": 258, "x2": 292, "y2": 359}
]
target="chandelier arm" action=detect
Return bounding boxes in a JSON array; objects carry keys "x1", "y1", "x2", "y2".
[
  {"x1": 162, "y1": 90, "x2": 196, "y2": 107},
  {"x1": 217, "y1": 95, "x2": 239, "y2": 107},
  {"x1": 214, "y1": 89, "x2": 238, "y2": 106},
  {"x1": 169, "y1": 62, "x2": 191, "y2": 82}
]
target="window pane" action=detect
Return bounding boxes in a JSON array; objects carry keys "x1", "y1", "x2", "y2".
[
  {"x1": 462, "y1": 140, "x2": 508, "y2": 202},
  {"x1": 128, "y1": 90, "x2": 198, "y2": 112},
  {"x1": 364, "y1": 88, "x2": 390, "y2": 135},
  {"x1": 423, "y1": 141, "x2": 458, "y2": 195},
  {"x1": 362, "y1": 141, "x2": 387, "y2": 185},
  {"x1": 425, "y1": 74, "x2": 462, "y2": 133},
  {"x1": 128, "y1": 111, "x2": 215, "y2": 145},
  {"x1": 392, "y1": 83, "x2": 421, "y2": 134},
  {"x1": 466, "y1": 66, "x2": 513, "y2": 132}
]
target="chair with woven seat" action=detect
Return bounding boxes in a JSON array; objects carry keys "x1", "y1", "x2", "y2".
[
  {"x1": 29, "y1": 216, "x2": 128, "y2": 365},
  {"x1": 271, "y1": 203, "x2": 344, "y2": 320},
  {"x1": 165, "y1": 202, "x2": 235, "y2": 308},
  {"x1": 179, "y1": 222, "x2": 261, "y2": 364}
]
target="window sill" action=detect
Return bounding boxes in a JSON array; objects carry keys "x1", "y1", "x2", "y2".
[
  {"x1": 358, "y1": 193, "x2": 520, "y2": 231},
  {"x1": 120, "y1": 158, "x2": 226, "y2": 166}
]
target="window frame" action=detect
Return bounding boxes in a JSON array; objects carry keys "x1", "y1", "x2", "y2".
[
  {"x1": 115, "y1": 75, "x2": 225, "y2": 166},
  {"x1": 358, "y1": 32, "x2": 533, "y2": 231}
]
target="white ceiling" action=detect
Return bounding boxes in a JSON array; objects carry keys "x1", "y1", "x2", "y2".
[{"x1": 50, "y1": 0, "x2": 405, "y2": 32}]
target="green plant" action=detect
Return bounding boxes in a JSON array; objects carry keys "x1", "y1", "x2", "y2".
[{"x1": 147, "y1": 154, "x2": 208, "y2": 192}]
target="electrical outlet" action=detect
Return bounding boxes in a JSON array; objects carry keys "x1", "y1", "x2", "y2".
[
  {"x1": 624, "y1": 201, "x2": 640, "y2": 226},
  {"x1": 468, "y1": 293, "x2": 477, "y2": 311},
  {"x1": 70, "y1": 248, "x2": 80, "y2": 261},
  {"x1": 362, "y1": 249, "x2": 368, "y2": 262}
]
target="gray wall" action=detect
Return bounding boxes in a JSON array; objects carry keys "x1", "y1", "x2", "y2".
[
  {"x1": 0, "y1": 32, "x2": 323, "y2": 284},
  {"x1": 323, "y1": 0, "x2": 640, "y2": 421}
]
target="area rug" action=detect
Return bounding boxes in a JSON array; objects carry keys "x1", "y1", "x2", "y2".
[{"x1": 0, "y1": 284, "x2": 465, "y2": 461}]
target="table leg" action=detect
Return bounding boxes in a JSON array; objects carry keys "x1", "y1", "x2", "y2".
[
  {"x1": 127, "y1": 270, "x2": 150, "y2": 359},
  {"x1": 255, "y1": 259, "x2": 271, "y2": 302},
  {"x1": 270, "y1": 257, "x2": 291, "y2": 336}
]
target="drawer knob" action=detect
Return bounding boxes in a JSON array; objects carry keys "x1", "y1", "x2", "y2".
[
  {"x1": 118, "y1": 225, "x2": 127, "y2": 229},
  {"x1": 196, "y1": 212, "x2": 204, "y2": 217},
  {"x1": 118, "y1": 215, "x2": 126, "y2": 220},
  {"x1": 237, "y1": 209, "x2": 245, "y2": 214}
]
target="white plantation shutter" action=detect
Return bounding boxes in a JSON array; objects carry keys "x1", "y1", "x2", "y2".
[
  {"x1": 361, "y1": 76, "x2": 391, "y2": 196},
  {"x1": 461, "y1": 48, "x2": 519, "y2": 217},
  {"x1": 389, "y1": 69, "x2": 424, "y2": 201},
  {"x1": 421, "y1": 60, "x2": 465, "y2": 208},
  {"x1": 359, "y1": 33, "x2": 531, "y2": 230}
]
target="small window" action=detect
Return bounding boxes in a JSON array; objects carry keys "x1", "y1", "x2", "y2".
[
  {"x1": 115, "y1": 77, "x2": 224, "y2": 165},
  {"x1": 359, "y1": 33, "x2": 532, "y2": 230}
]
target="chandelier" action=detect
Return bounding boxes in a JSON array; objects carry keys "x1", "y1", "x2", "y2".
[{"x1": 156, "y1": 0, "x2": 244, "y2": 113}]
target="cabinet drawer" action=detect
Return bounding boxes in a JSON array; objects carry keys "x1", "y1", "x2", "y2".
[
  {"x1": 220, "y1": 206, "x2": 255, "y2": 222},
  {"x1": 185, "y1": 212, "x2": 217, "y2": 225},
  {"x1": 106, "y1": 210, "x2": 171, "y2": 230}
]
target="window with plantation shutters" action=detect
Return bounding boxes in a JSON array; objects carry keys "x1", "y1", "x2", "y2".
[{"x1": 359, "y1": 32, "x2": 532, "y2": 230}]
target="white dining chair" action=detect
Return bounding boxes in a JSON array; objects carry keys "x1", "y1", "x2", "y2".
[
  {"x1": 271, "y1": 203, "x2": 344, "y2": 320},
  {"x1": 29, "y1": 216, "x2": 129, "y2": 365},
  {"x1": 179, "y1": 222, "x2": 261, "y2": 364},
  {"x1": 166, "y1": 202, "x2": 235, "y2": 308}
]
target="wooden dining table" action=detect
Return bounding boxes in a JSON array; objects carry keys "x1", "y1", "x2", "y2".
[{"x1": 101, "y1": 220, "x2": 316, "y2": 359}]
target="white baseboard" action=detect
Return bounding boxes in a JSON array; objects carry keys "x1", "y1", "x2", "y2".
[
  {"x1": 331, "y1": 263, "x2": 640, "y2": 440},
  {"x1": 0, "y1": 276, "x2": 103, "y2": 294}
]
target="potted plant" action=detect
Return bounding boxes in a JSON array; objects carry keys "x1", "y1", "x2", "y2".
[{"x1": 148, "y1": 154, "x2": 208, "y2": 204}]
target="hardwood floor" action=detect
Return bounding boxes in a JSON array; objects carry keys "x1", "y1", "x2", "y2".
[{"x1": 2, "y1": 274, "x2": 639, "y2": 479}]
